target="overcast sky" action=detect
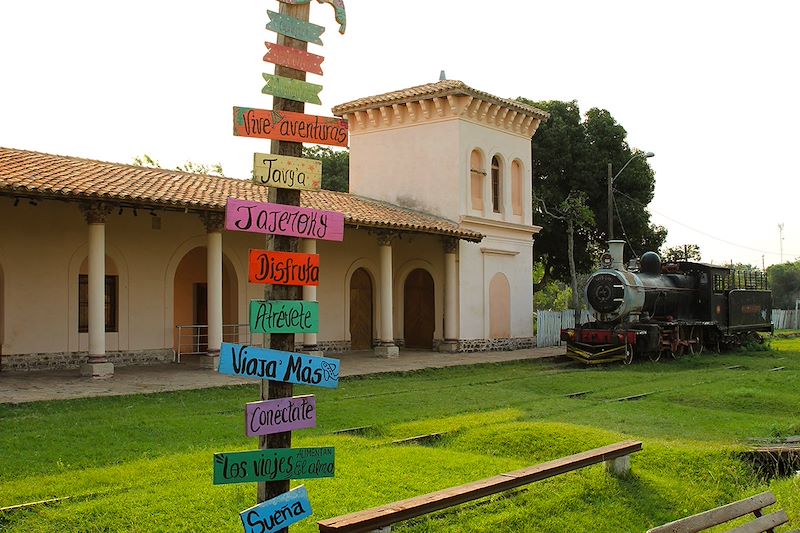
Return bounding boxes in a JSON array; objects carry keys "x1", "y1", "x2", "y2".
[{"x1": 1, "y1": 1, "x2": 797, "y2": 268}]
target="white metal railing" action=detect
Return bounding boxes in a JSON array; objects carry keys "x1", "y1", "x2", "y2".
[{"x1": 174, "y1": 324, "x2": 264, "y2": 363}]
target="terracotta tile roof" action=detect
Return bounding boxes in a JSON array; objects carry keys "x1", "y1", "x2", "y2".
[
  {"x1": 332, "y1": 79, "x2": 549, "y2": 120},
  {"x1": 0, "y1": 147, "x2": 483, "y2": 242}
]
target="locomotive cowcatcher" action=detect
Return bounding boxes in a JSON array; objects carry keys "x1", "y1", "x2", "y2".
[{"x1": 561, "y1": 241, "x2": 773, "y2": 364}]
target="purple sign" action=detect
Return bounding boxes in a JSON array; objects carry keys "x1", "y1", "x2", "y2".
[
  {"x1": 245, "y1": 395, "x2": 316, "y2": 437},
  {"x1": 225, "y1": 197, "x2": 345, "y2": 241}
]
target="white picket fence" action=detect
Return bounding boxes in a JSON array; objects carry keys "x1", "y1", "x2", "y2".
[
  {"x1": 536, "y1": 310, "x2": 593, "y2": 348},
  {"x1": 772, "y1": 309, "x2": 800, "y2": 330}
]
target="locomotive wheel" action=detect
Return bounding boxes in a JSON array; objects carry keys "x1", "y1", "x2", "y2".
[
  {"x1": 670, "y1": 345, "x2": 684, "y2": 359},
  {"x1": 623, "y1": 346, "x2": 634, "y2": 365},
  {"x1": 649, "y1": 350, "x2": 662, "y2": 362}
]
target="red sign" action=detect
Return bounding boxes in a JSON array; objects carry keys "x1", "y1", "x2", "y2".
[
  {"x1": 233, "y1": 107, "x2": 348, "y2": 148},
  {"x1": 264, "y1": 42, "x2": 324, "y2": 75},
  {"x1": 249, "y1": 249, "x2": 320, "y2": 286}
]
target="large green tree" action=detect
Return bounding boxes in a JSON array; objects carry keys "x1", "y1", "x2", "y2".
[
  {"x1": 767, "y1": 260, "x2": 800, "y2": 309},
  {"x1": 519, "y1": 99, "x2": 666, "y2": 288},
  {"x1": 302, "y1": 146, "x2": 349, "y2": 192}
]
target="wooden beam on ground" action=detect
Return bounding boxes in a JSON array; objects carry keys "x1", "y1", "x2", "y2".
[{"x1": 317, "y1": 440, "x2": 643, "y2": 532}]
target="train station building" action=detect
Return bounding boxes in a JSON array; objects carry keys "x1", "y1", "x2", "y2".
[{"x1": 0, "y1": 80, "x2": 547, "y2": 375}]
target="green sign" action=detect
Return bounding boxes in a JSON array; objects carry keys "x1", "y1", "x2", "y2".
[
  {"x1": 250, "y1": 300, "x2": 319, "y2": 334},
  {"x1": 213, "y1": 447, "x2": 335, "y2": 485},
  {"x1": 266, "y1": 10, "x2": 325, "y2": 45},
  {"x1": 261, "y1": 74, "x2": 322, "y2": 105}
]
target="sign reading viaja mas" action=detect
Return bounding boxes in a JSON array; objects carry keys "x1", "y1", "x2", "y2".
[
  {"x1": 218, "y1": 342, "x2": 340, "y2": 388},
  {"x1": 252, "y1": 153, "x2": 321, "y2": 191},
  {"x1": 233, "y1": 107, "x2": 348, "y2": 147}
]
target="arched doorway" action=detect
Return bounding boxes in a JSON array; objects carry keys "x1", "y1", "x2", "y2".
[
  {"x1": 404, "y1": 268, "x2": 434, "y2": 349},
  {"x1": 173, "y1": 247, "x2": 238, "y2": 354},
  {"x1": 349, "y1": 268, "x2": 373, "y2": 350},
  {"x1": 489, "y1": 273, "x2": 511, "y2": 338}
]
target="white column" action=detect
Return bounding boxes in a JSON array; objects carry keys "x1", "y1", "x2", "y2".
[
  {"x1": 301, "y1": 239, "x2": 321, "y2": 354},
  {"x1": 376, "y1": 233, "x2": 399, "y2": 357},
  {"x1": 441, "y1": 237, "x2": 459, "y2": 352},
  {"x1": 80, "y1": 203, "x2": 113, "y2": 377},
  {"x1": 202, "y1": 212, "x2": 225, "y2": 369}
]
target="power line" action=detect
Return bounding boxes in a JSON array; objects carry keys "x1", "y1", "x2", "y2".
[{"x1": 613, "y1": 189, "x2": 800, "y2": 257}]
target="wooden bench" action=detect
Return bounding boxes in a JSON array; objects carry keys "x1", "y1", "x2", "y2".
[
  {"x1": 647, "y1": 491, "x2": 796, "y2": 533},
  {"x1": 318, "y1": 440, "x2": 642, "y2": 533}
]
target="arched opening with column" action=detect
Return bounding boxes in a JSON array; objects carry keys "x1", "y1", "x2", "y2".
[
  {"x1": 489, "y1": 272, "x2": 511, "y2": 339},
  {"x1": 0, "y1": 263, "x2": 4, "y2": 356},
  {"x1": 349, "y1": 267, "x2": 374, "y2": 350},
  {"x1": 491, "y1": 155, "x2": 504, "y2": 214},
  {"x1": 172, "y1": 247, "x2": 238, "y2": 354},
  {"x1": 403, "y1": 268, "x2": 435, "y2": 349},
  {"x1": 78, "y1": 255, "x2": 120, "y2": 337}
]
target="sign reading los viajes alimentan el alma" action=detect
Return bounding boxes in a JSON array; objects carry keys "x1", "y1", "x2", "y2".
[
  {"x1": 233, "y1": 107, "x2": 348, "y2": 147},
  {"x1": 240, "y1": 485, "x2": 312, "y2": 533},
  {"x1": 245, "y1": 395, "x2": 316, "y2": 437},
  {"x1": 249, "y1": 249, "x2": 320, "y2": 286},
  {"x1": 252, "y1": 152, "x2": 322, "y2": 191},
  {"x1": 214, "y1": 447, "x2": 335, "y2": 485},
  {"x1": 225, "y1": 197, "x2": 345, "y2": 242},
  {"x1": 218, "y1": 342, "x2": 340, "y2": 388}
]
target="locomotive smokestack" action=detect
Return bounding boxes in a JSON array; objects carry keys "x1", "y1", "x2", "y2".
[{"x1": 608, "y1": 240, "x2": 625, "y2": 270}]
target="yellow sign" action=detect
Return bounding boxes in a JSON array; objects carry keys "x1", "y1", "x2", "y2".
[{"x1": 252, "y1": 153, "x2": 322, "y2": 191}]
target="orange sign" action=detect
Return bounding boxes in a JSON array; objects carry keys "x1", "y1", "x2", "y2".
[
  {"x1": 249, "y1": 249, "x2": 320, "y2": 286},
  {"x1": 233, "y1": 106, "x2": 348, "y2": 148}
]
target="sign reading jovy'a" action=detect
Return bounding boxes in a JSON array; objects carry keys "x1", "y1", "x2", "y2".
[
  {"x1": 225, "y1": 198, "x2": 345, "y2": 242},
  {"x1": 219, "y1": 342, "x2": 340, "y2": 388}
]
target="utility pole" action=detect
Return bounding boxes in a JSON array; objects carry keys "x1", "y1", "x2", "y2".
[
  {"x1": 607, "y1": 162, "x2": 613, "y2": 240},
  {"x1": 778, "y1": 223, "x2": 784, "y2": 263}
]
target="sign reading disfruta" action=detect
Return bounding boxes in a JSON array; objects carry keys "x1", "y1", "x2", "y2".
[
  {"x1": 240, "y1": 485, "x2": 313, "y2": 533},
  {"x1": 225, "y1": 198, "x2": 345, "y2": 242},
  {"x1": 233, "y1": 107, "x2": 348, "y2": 147},
  {"x1": 249, "y1": 249, "x2": 320, "y2": 286},
  {"x1": 214, "y1": 447, "x2": 335, "y2": 485},
  {"x1": 219, "y1": 342, "x2": 340, "y2": 388},
  {"x1": 250, "y1": 300, "x2": 319, "y2": 334},
  {"x1": 245, "y1": 395, "x2": 316, "y2": 437},
  {"x1": 253, "y1": 152, "x2": 322, "y2": 191}
]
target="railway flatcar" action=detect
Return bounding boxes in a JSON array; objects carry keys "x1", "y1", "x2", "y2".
[{"x1": 561, "y1": 241, "x2": 773, "y2": 364}]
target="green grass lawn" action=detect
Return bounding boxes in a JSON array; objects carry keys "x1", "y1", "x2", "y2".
[{"x1": 1, "y1": 341, "x2": 799, "y2": 532}]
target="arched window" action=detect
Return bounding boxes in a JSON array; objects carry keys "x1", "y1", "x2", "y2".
[
  {"x1": 470, "y1": 149, "x2": 485, "y2": 212},
  {"x1": 489, "y1": 273, "x2": 511, "y2": 338},
  {"x1": 491, "y1": 156, "x2": 502, "y2": 213},
  {"x1": 511, "y1": 159, "x2": 523, "y2": 216}
]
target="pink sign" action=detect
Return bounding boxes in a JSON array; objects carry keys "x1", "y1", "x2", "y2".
[
  {"x1": 225, "y1": 198, "x2": 345, "y2": 242},
  {"x1": 245, "y1": 395, "x2": 317, "y2": 437}
]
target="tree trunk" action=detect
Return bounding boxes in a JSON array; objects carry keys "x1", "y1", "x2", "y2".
[{"x1": 567, "y1": 217, "x2": 580, "y2": 325}]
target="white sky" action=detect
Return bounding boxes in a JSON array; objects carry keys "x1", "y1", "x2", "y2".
[{"x1": 1, "y1": 1, "x2": 798, "y2": 268}]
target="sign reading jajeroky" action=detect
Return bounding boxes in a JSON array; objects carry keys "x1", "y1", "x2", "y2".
[{"x1": 225, "y1": 198, "x2": 345, "y2": 242}]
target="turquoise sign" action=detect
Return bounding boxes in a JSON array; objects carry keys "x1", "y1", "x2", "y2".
[
  {"x1": 266, "y1": 10, "x2": 325, "y2": 45},
  {"x1": 218, "y1": 343, "x2": 340, "y2": 388},
  {"x1": 250, "y1": 300, "x2": 319, "y2": 334},
  {"x1": 214, "y1": 447, "x2": 335, "y2": 485},
  {"x1": 240, "y1": 485, "x2": 312, "y2": 533}
]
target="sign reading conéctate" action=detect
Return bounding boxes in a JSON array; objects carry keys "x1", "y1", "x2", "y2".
[{"x1": 245, "y1": 395, "x2": 316, "y2": 437}]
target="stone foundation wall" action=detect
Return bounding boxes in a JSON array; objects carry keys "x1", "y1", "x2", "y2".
[
  {"x1": 455, "y1": 337, "x2": 535, "y2": 353},
  {"x1": 0, "y1": 349, "x2": 174, "y2": 372}
]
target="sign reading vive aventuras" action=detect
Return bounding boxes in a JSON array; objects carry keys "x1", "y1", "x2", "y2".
[
  {"x1": 225, "y1": 198, "x2": 345, "y2": 242},
  {"x1": 233, "y1": 107, "x2": 348, "y2": 147}
]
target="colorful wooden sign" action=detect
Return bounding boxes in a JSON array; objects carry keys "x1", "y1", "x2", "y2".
[
  {"x1": 245, "y1": 395, "x2": 316, "y2": 437},
  {"x1": 253, "y1": 153, "x2": 322, "y2": 191},
  {"x1": 240, "y1": 485, "x2": 312, "y2": 533},
  {"x1": 219, "y1": 342, "x2": 340, "y2": 388},
  {"x1": 250, "y1": 300, "x2": 319, "y2": 334},
  {"x1": 225, "y1": 198, "x2": 345, "y2": 242},
  {"x1": 278, "y1": 0, "x2": 347, "y2": 34},
  {"x1": 249, "y1": 249, "x2": 320, "y2": 286},
  {"x1": 264, "y1": 42, "x2": 324, "y2": 75},
  {"x1": 262, "y1": 73, "x2": 322, "y2": 105},
  {"x1": 233, "y1": 106, "x2": 349, "y2": 147},
  {"x1": 266, "y1": 10, "x2": 325, "y2": 45},
  {"x1": 214, "y1": 447, "x2": 335, "y2": 485}
]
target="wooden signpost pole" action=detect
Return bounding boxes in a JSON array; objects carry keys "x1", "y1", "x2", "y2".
[{"x1": 258, "y1": 0, "x2": 310, "y2": 510}]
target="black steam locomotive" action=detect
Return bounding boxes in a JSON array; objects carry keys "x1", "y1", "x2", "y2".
[{"x1": 561, "y1": 241, "x2": 773, "y2": 364}]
